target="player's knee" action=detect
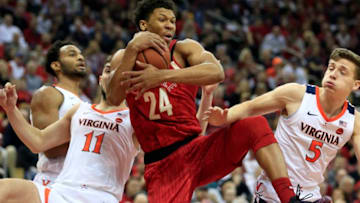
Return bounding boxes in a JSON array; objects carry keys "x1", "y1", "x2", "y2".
[
  {"x1": 0, "y1": 179, "x2": 15, "y2": 201},
  {"x1": 231, "y1": 116, "x2": 271, "y2": 135},
  {"x1": 231, "y1": 116, "x2": 275, "y2": 151}
]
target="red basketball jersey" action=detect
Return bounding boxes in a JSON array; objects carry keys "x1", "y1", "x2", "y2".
[{"x1": 126, "y1": 40, "x2": 201, "y2": 153}]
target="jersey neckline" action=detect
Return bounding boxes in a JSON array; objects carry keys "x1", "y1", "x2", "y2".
[
  {"x1": 315, "y1": 86, "x2": 348, "y2": 122},
  {"x1": 91, "y1": 104, "x2": 128, "y2": 114}
]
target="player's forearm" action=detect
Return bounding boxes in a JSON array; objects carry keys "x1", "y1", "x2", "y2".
[
  {"x1": 227, "y1": 101, "x2": 253, "y2": 124},
  {"x1": 162, "y1": 63, "x2": 224, "y2": 85},
  {"x1": 108, "y1": 44, "x2": 138, "y2": 105},
  {"x1": 5, "y1": 107, "x2": 44, "y2": 153},
  {"x1": 197, "y1": 90, "x2": 214, "y2": 135}
]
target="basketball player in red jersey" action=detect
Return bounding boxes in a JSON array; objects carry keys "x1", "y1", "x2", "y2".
[{"x1": 108, "y1": 0, "x2": 298, "y2": 202}]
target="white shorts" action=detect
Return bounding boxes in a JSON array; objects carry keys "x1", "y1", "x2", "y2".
[
  {"x1": 34, "y1": 182, "x2": 118, "y2": 203},
  {"x1": 33, "y1": 172, "x2": 59, "y2": 187},
  {"x1": 33, "y1": 181, "x2": 66, "y2": 203}
]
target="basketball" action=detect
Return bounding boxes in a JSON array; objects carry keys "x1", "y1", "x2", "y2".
[{"x1": 135, "y1": 48, "x2": 171, "y2": 70}]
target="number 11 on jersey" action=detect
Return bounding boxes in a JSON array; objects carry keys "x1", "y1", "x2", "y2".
[{"x1": 82, "y1": 131, "x2": 105, "y2": 154}]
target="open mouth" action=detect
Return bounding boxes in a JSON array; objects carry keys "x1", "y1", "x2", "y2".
[
  {"x1": 77, "y1": 64, "x2": 86, "y2": 71},
  {"x1": 163, "y1": 34, "x2": 173, "y2": 42}
]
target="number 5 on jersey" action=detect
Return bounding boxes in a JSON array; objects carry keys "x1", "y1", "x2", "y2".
[
  {"x1": 143, "y1": 88, "x2": 173, "y2": 120},
  {"x1": 305, "y1": 140, "x2": 323, "y2": 162}
]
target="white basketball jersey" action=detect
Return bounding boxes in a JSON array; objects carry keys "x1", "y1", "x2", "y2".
[
  {"x1": 53, "y1": 103, "x2": 138, "y2": 201},
  {"x1": 256, "y1": 85, "x2": 355, "y2": 202},
  {"x1": 32, "y1": 85, "x2": 82, "y2": 185}
]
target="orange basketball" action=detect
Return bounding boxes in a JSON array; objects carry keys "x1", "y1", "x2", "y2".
[{"x1": 135, "y1": 48, "x2": 171, "y2": 70}]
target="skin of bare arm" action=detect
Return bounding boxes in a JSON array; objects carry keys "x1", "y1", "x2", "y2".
[
  {"x1": 205, "y1": 83, "x2": 305, "y2": 126},
  {"x1": 0, "y1": 84, "x2": 77, "y2": 153},
  {"x1": 30, "y1": 87, "x2": 70, "y2": 158}
]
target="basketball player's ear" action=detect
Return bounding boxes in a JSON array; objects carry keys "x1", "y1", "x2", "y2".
[
  {"x1": 139, "y1": 20, "x2": 147, "y2": 31},
  {"x1": 50, "y1": 61, "x2": 61, "y2": 74},
  {"x1": 98, "y1": 75, "x2": 102, "y2": 85},
  {"x1": 353, "y1": 79, "x2": 360, "y2": 91}
]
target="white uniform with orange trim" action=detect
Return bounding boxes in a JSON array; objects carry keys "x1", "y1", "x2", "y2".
[
  {"x1": 34, "y1": 102, "x2": 138, "y2": 203},
  {"x1": 255, "y1": 85, "x2": 355, "y2": 202},
  {"x1": 32, "y1": 85, "x2": 83, "y2": 186}
]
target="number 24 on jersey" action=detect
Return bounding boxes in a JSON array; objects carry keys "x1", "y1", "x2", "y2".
[{"x1": 143, "y1": 88, "x2": 173, "y2": 120}]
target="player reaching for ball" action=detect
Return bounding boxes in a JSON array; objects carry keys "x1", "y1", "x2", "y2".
[
  {"x1": 204, "y1": 48, "x2": 359, "y2": 203},
  {"x1": 107, "y1": 0, "x2": 299, "y2": 202}
]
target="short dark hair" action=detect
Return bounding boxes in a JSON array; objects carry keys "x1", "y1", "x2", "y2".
[
  {"x1": 330, "y1": 48, "x2": 360, "y2": 79},
  {"x1": 134, "y1": 0, "x2": 176, "y2": 30},
  {"x1": 45, "y1": 41, "x2": 75, "y2": 77}
]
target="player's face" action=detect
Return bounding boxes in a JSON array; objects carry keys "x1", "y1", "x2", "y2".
[
  {"x1": 144, "y1": 8, "x2": 176, "y2": 44},
  {"x1": 99, "y1": 61, "x2": 113, "y2": 94},
  {"x1": 322, "y1": 58, "x2": 360, "y2": 95},
  {"x1": 58, "y1": 45, "x2": 87, "y2": 78}
]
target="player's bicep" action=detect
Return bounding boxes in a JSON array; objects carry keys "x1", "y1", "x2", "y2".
[
  {"x1": 183, "y1": 39, "x2": 220, "y2": 66},
  {"x1": 30, "y1": 88, "x2": 62, "y2": 129}
]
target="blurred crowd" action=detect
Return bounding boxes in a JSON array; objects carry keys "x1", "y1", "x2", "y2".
[{"x1": 0, "y1": 0, "x2": 360, "y2": 202}]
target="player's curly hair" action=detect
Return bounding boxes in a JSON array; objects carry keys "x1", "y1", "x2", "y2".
[
  {"x1": 134, "y1": 0, "x2": 176, "y2": 31},
  {"x1": 45, "y1": 40, "x2": 75, "y2": 77},
  {"x1": 330, "y1": 48, "x2": 360, "y2": 79}
]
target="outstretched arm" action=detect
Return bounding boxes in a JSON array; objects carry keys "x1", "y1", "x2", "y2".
[
  {"x1": 0, "y1": 83, "x2": 75, "y2": 153},
  {"x1": 204, "y1": 83, "x2": 304, "y2": 126}
]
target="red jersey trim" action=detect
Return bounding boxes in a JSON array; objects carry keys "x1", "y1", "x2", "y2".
[
  {"x1": 315, "y1": 87, "x2": 348, "y2": 122},
  {"x1": 169, "y1": 39, "x2": 177, "y2": 50},
  {"x1": 172, "y1": 58, "x2": 183, "y2": 69},
  {"x1": 91, "y1": 104, "x2": 128, "y2": 114},
  {"x1": 168, "y1": 39, "x2": 183, "y2": 69}
]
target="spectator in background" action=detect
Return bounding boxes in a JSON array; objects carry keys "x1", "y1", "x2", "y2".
[
  {"x1": 12, "y1": 1, "x2": 31, "y2": 31},
  {"x1": 0, "y1": 15, "x2": 26, "y2": 46},
  {"x1": 84, "y1": 40, "x2": 106, "y2": 76},
  {"x1": 23, "y1": 17, "x2": 42, "y2": 49},
  {"x1": 25, "y1": 60, "x2": 43, "y2": 93},
  {"x1": 335, "y1": 23, "x2": 351, "y2": 49},
  {"x1": 8, "y1": 52, "x2": 25, "y2": 80},
  {"x1": 282, "y1": 57, "x2": 308, "y2": 85},
  {"x1": 70, "y1": 17, "x2": 89, "y2": 49},
  {"x1": 338, "y1": 175, "x2": 355, "y2": 202},
  {"x1": 260, "y1": 25, "x2": 286, "y2": 57}
]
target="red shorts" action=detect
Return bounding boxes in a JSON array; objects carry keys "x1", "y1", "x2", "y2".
[{"x1": 144, "y1": 116, "x2": 277, "y2": 203}]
